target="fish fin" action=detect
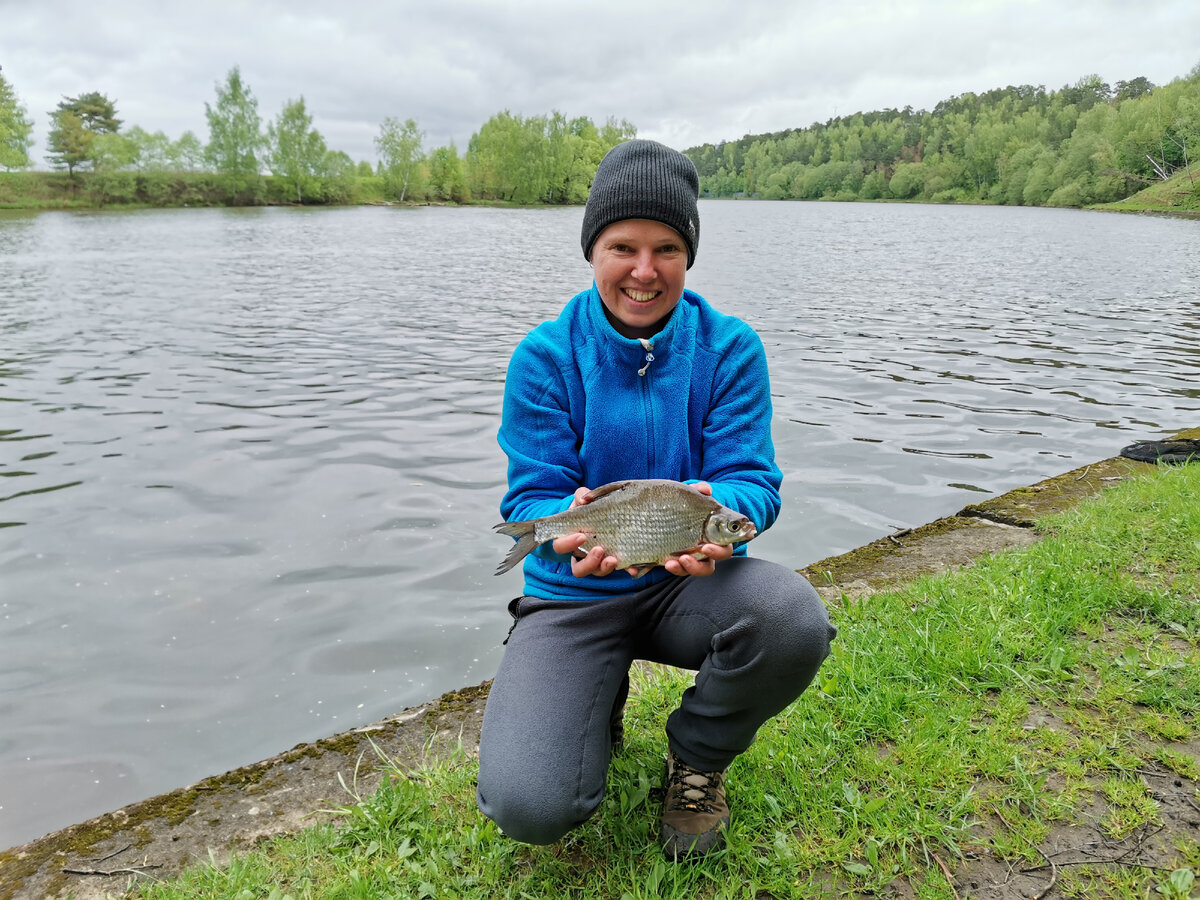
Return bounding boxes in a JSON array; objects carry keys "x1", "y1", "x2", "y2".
[
  {"x1": 493, "y1": 521, "x2": 539, "y2": 575},
  {"x1": 582, "y1": 481, "x2": 634, "y2": 503},
  {"x1": 672, "y1": 546, "x2": 708, "y2": 560},
  {"x1": 629, "y1": 564, "x2": 658, "y2": 578}
]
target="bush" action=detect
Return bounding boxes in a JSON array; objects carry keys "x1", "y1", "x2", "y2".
[{"x1": 87, "y1": 171, "x2": 138, "y2": 206}]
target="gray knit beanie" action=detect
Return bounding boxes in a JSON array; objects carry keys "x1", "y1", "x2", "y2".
[{"x1": 581, "y1": 139, "x2": 700, "y2": 269}]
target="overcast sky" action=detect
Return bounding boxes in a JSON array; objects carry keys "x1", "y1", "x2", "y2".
[{"x1": 4, "y1": 0, "x2": 1198, "y2": 167}]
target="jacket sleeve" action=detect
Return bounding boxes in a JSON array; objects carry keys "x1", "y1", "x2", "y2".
[
  {"x1": 497, "y1": 335, "x2": 580, "y2": 554},
  {"x1": 698, "y1": 325, "x2": 783, "y2": 535}
]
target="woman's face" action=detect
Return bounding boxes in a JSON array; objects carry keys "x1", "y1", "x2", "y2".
[{"x1": 590, "y1": 219, "x2": 687, "y2": 340}]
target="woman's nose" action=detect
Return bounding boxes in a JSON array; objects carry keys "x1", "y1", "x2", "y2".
[{"x1": 630, "y1": 250, "x2": 656, "y2": 281}]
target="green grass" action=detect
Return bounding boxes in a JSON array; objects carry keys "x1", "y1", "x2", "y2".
[
  {"x1": 0, "y1": 171, "x2": 397, "y2": 209},
  {"x1": 135, "y1": 463, "x2": 1200, "y2": 899},
  {"x1": 1092, "y1": 167, "x2": 1200, "y2": 215}
]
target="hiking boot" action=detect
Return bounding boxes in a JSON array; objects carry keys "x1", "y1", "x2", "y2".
[
  {"x1": 609, "y1": 673, "x2": 630, "y2": 749},
  {"x1": 660, "y1": 749, "x2": 729, "y2": 860}
]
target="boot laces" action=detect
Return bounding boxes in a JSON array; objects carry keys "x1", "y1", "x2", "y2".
[{"x1": 666, "y1": 758, "x2": 722, "y2": 813}]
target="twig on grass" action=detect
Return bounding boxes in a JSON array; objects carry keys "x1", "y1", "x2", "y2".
[
  {"x1": 1029, "y1": 847, "x2": 1057, "y2": 900},
  {"x1": 932, "y1": 853, "x2": 960, "y2": 900}
]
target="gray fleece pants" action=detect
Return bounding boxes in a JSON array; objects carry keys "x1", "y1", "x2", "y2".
[{"x1": 476, "y1": 557, "x2": 836, "y2": 845}]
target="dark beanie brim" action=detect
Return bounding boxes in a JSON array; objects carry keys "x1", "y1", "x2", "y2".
[{"x1": 581, "y1": 140, "x2": 700, "y2": 269}]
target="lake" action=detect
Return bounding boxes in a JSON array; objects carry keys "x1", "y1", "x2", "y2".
[{"x1": 1, "y1": 201, "x2": 1196, "y2": 848}]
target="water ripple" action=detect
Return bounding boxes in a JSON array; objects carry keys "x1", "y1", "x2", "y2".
[{"x1": 1, "y1": 202, "x2": 1197, "y2": 848}]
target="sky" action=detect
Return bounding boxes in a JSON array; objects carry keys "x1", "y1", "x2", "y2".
[{"x1": 3, "y1": 0, "x2": 1199, "y2": 168}]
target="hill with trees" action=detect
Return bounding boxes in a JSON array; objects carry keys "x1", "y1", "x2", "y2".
[{"x1": 683, "y1": 69, "x2": 1199, "y2": 210}]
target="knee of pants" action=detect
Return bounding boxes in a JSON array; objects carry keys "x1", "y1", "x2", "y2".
[
  {"x1": 476, "y1": 779, "x2": 599, "y2": 845},
  {"x1": 721, "y1": 573, "x2": 836, "y2": 674}
]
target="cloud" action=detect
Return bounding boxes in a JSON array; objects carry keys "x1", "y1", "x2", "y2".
[{"x1": 3, "y1": 0, "x2": 1197, "y2": 167}]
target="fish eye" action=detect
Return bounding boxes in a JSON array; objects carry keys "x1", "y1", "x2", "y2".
[{"x1": 729, "y1": 522, "x2": 741, "y2": 532}]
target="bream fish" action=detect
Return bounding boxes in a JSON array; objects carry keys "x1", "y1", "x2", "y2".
[{"x1": 493, "y1": 479, "x2": 758, "y2": 577}]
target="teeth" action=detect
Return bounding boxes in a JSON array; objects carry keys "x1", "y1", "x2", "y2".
[{"x1": 626, "y1": 290, "x2": 657, "y2": 302}]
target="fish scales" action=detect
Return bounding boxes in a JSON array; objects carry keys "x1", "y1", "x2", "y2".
[{"x1": 493, "y1": 479, "x2": 757, "y2": 576}]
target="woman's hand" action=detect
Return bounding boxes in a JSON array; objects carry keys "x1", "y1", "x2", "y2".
[
  {"x1": 662, "y1": 482, "x2": 733, "y2": 577},
  {"x1": 663, "y1": 541, "x2": 733, "y2": 577},
  {"x1": 551, "y1": 487, "x2": 622, "y2": 578},
  {"x1": 550, "y1": 482, "x2": 735, "y2": 579}
]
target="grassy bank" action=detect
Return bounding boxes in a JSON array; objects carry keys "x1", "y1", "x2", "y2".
[
  {"x1": 6, "y1": 168, "x2": 1199, "y2": 216},
  {"x1": 125, "y1": 462, "x2": 1200, "y2": 900},
  {"x1": 0, "y1": 171, "x2": 392, "y2": 210},
  {"x1": 1092, "y1": 168, "x2": 1200, "y2": 216}
]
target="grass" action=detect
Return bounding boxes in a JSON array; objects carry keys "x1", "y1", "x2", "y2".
[
  {"x1": 133, "y1": 463, "x2": 1200, "y2": 899},
  {"x1": 1092, "y1": 167, "x2": 1200, "y2": 215}
]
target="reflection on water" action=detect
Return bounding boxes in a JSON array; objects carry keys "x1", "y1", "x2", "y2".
[{"x1": 1, "y1": 202, "x2": 1198, "y2": 847}]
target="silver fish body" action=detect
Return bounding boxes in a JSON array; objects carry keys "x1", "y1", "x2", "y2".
[{"x1": 493, "y1": 479, "x2": 757, "y2": 576}]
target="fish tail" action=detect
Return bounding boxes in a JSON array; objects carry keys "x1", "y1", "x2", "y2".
[{"x1": 493, "y1": 521, "x2": 539, "y2": 575}]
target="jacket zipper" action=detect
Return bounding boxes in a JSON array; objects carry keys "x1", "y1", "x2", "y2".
[{"x1": 638, "y1": 338, "x2": 656, "y2": 472}]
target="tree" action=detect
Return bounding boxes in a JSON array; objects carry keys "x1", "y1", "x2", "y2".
[
  {"x1": 322, "y1": 149, "x2": 355, "y2": 179},
  {"x1": 89, "y1": 131, "x2": 138, "y2": 170},
  {"x1": 1062, "y1": 74, "x2": 1112, "y2": 112},
  {"x1": 266, "y1": 96, "x2": 327, "y2": 203},
  {"x1": 1114, "y1": 76, "x2": 1154, "y2": 102},
  {"x1": 375, "y1": 116, "x2": 424, "y2": 201},
  {"x1": 45, "y1": 92, "x2": 122, "y2": 174},
  {"x1": 173, "y1": 131, "x2": 206, "y2": 172},
  {"x1": 1171, "y1": 92, "x2": 1199, "y2": 185},
  {"x1": 0, "y1": 66, "x2": 34, "y2": 170},
  {"x1": 122, "y1": 126, "x2": 168, "y2": 171},
  {"x1": 887, "y1": 161, "x2": 925, "y2": 199},
  {"x1": 204, "y1": 66, "x2": 264, "y2": 176},
  {"x1": 466, "y1": 110, "x2": 521, "y2": 199},
  {"x1": 428, "y1": 142, "x2": 468, "y2": 202},
  {"x1": 44, "y1": 111, "x2": 92, "y2": 174}
]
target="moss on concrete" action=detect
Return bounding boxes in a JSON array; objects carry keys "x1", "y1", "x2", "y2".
[{"x1": 958, "y1": 457, "x2": 1148, "y2": 527}]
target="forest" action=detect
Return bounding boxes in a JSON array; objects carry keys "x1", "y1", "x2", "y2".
[
  {"x1": 1, "y1": 62, "x2": 1197, "y2": 211},
  {"x1": 684, "y1": 70, "x2": 1199, "y2": 207}
]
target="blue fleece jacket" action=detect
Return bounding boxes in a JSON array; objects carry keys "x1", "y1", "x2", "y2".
[{"x1": 498, "y1": 284, "x2": 782, "y2": 601}]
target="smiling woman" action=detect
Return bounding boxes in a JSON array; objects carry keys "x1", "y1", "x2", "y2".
[{"x1": 479, "y1": 139, "x2": 836, "y2": 861}]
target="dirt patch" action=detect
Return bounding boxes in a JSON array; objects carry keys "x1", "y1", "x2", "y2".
[
  {"x1": 933, "y1": 743, "x2": 1200, "y2": 899},
  {"x1": 2, "y1": 442, "x2": 1196, "y2": 899}
]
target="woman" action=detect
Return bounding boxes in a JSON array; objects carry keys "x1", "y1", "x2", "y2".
[{"x1": 478, "y1": 139, "x2": 835, "y2": 860}]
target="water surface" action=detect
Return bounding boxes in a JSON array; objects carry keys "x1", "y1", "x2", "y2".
[{"x1": 1, "y1": 202, "x2": 1196, "y2": 847}]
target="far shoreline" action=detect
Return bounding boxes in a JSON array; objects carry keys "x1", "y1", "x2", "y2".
[{"x1": 2, "y1": 170, "x2": 1196, "y2": 217}]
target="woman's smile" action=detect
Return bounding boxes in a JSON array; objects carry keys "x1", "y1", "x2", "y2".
[{"x1": 591, "y1": 219, "x2": 687, "y2": 339}]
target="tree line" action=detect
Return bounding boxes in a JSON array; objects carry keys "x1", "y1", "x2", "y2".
[
  {"x1": 684, "y1": 69, "x2": 1200, "y2": 206},
  {"x1": 0, "y1": 64, "x2": 636, "y2": 207},
  {"x1": 3, "y1": 61, "x2": 1198, "y2": 210}
]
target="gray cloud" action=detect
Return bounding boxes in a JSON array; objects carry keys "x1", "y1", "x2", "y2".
[{"x1": 3, "y1": 0, "x2": 1197, "y2": 167}]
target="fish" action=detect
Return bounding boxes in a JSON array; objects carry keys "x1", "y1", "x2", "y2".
[{"x1": 493, "y1": 479, "x2": 758, "y2": 577}]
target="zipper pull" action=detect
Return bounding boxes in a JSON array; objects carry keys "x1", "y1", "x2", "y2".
[{"x1": 637, "y1": 338, "x2": 655, "y2": 377}]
